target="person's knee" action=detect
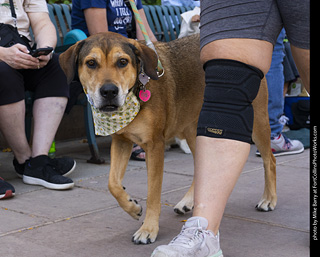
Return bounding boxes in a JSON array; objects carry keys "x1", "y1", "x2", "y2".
[{"x1": 197, "y1": 59, "x2": 264, "y2": 143}]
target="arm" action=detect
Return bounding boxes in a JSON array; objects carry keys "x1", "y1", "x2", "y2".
[
  {"x1": 136, "y1": 9, "x2": 157, "y2": 42},
  {"x1": 84, "y1": 8, "x2": 109, "y2": 35},
  {"x1": 29, "y1": 12, "x2": 57, "y2": 49},
  {"x1": 28, "y1": 12, "x2": 57, "y2": 67}
]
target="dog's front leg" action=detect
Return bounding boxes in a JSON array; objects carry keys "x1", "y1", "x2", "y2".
[
  {"x1": 132, "y1": 141, "x2": 165, "y2": 244},
  {"x1": 108, "y1": 135, "x2": 143, "y2": 220}
]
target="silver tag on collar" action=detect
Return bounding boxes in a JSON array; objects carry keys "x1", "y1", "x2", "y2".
[{"x1": 139, "y1": 73, "x2": 150, "y2": 86}]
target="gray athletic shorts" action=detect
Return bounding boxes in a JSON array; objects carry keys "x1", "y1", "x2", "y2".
[{"x1": 200, "y1": 0, "x2": 310, "y2": 50}]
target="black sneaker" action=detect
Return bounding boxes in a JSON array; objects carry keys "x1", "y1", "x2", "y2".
[
  {"x1": 13, "y1": 157, "x2": 76, "y2": 178},
  {"x1": 13, "y1": 159, "x2": 24, "y2": 178},
  {"x1": 0, "y1": 177, "x2": 15, "y2": 199},
  {"x1": 50, "y1": 157, "x2": 76, "y2": 177},
  {"x1": 23, "y1": 155, "x2": 74, "y2": 190}
]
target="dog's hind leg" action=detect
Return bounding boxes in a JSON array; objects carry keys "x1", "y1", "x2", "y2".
[
  {"x1": 252, "y1": 79, "x2": 277, "y2": 212},
  {"x1": 132, "y1": 139, "x2": 165, "y2": 244},
  {"x1": 174, "y1": 124, "x2": 197, "y2": 215},
  {"x1": 108, "y1": 135, "x2": 143, "y2": 220}
]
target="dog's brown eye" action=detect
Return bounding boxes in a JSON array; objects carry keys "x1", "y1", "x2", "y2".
[
  {"x1": 118, "y1": 58, "x2": 128, "y2": 68},
  {"x1": 86, "y1": 60, "x2": 97, "y2": 69}
]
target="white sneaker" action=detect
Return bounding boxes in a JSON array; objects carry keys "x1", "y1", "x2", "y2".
[
  {"x1": 256, "y1": 133, "x2": 304, "y2": 157},
  {"x1": 151, "y1": 217, "x2": 223, "y2": 257}
]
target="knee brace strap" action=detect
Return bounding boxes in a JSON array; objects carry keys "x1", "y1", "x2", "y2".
[{"x1": 197, "y1": 59, "x2": 264, "y2": 143}]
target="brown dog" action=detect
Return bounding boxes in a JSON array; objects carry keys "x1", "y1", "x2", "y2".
[{"x1": 59, "y1": 32, "x2": 276, "y2": 244}]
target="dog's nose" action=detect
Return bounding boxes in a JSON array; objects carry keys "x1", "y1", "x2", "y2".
[{"x1": 100, "y1": 84, "x2": 119, "y2": 100}]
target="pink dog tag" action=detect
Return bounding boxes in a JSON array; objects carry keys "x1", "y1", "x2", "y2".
[{"x1": 139, "y1": 89, "x2": 151, "y2": 102}]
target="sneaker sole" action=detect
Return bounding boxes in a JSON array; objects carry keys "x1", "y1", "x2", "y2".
[
  {"x1": 0, "y1": 190, "x2": 15, "y2": 199},
  {"x1": 23, "y1": 175, "x2": 74, "y2": 190},
  {"x1": 62, "y1": 160, "x2": 76, "y2": 177},
  {"x1": 209, "y1": 250, "x2": 223, "y2": 257},
  {"x1": 271, "y1": 147, "x2": 305, "y2": 157},
  {"x1": 256, "y1": 147, "x2": 304, "y2": 157}
]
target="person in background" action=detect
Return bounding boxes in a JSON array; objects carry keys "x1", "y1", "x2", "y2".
[
  {"x1": 258, "y1": 28, "x2": 304, "y2": 157},
  {"x1": 0, "y1": 0, "x2": 76, "y2": 199}
]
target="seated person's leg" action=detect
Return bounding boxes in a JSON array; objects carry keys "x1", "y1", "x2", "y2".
[
  {"x1": 0, "y1": 62, "x2": 32, "y2": 164},
  {"x1": 22, "y1": 54, "x2": 75, "y2": 190}
]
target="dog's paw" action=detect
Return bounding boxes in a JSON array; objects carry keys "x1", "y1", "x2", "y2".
[
  {"x1": 132, "y1": 223, "x2": 159, "y2": 244},
  {"x1": 173, "y1": 198, "x2": 193, "y2": 215},
  {"x1": 256, "y1": 197, "x2": 277, "y2": 212},
  {"x1": 127, "y1": 199, "x2": 143, "y2": 220}
]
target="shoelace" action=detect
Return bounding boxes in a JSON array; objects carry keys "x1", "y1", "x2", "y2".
[
  {"x1": 169, "y1": 220, "x2": 208, "y2": 247},
  {"x1": 280, "y1": 133, "x2": 293, "y2": 150}
]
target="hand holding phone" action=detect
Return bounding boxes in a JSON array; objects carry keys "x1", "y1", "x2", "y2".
[{"x1": 30, "y1": 47, "x2": 53, "y2": 57}]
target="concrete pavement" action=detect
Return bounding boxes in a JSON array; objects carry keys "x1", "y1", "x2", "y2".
[{"x1": 0, "y1": 137, "x2": 310, "y2": 256}]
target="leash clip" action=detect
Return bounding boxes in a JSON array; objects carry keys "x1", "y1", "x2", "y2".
[{"x1": 157, "y1": 68, "x2": 164, "y2": 78}]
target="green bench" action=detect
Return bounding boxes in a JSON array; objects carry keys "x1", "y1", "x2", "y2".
[
  {"x1": 25, "y1": 4, "x2": 194, "y2": 164},
  {"x1": 143, "y1": 5, "x2": 194, "y2": 42}
]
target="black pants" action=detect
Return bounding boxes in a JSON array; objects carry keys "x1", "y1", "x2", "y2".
[{"x1": 0, "y1": 53, "x2": 69, "y2": 106}]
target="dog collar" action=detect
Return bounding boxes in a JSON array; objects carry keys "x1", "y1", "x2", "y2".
[{"x1": 90, "y1": 91, "x2": 140, "y2": 136}]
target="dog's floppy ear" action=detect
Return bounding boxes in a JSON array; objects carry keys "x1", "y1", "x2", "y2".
[
  {"x1": 131, "y1": 40, "x2": 159, "y2": 80},
  {"x1": 59, "y1": 40, "x2": 85, "y2": 84}
]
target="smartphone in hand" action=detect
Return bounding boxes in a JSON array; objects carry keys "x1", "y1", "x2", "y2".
[{"x1": 30, "y1": 47, "x2": 53, "y2": 57}]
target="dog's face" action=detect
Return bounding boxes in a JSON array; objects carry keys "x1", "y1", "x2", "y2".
[{"x1": 59, "y1": 32, "x2": 158, "y2": 112}]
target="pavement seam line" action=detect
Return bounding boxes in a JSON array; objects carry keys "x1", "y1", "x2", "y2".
[
  {"x1": 0, "y1": 205, "x2": 119, "y2": 238},
  {"x1": 224, "y1": 213, "x2": 309, "y2": 233}
]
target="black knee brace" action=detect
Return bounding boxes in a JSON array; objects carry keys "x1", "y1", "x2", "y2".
[{"x1": 197, "y1": 59, "x2": 264, "y2": 143}]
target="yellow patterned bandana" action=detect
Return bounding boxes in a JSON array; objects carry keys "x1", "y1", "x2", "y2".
[{"x1": 90, "y1": 91, "x2": 140, "y2": 136}]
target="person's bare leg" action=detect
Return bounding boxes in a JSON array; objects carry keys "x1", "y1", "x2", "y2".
[
  {"x1": 194, "y1": 38, "x2": 273, "y2": 233},
  {"x1": 0, "y1": 100, "x2": 32, "y2": 163},
  {"x1": 193, "y1": 137, "x2": 250, "y2": 234},
  {"x1": 290, "y1": 46, "x2": 310, "y2": 93},
  {"x1": 31, "y1": 97, "x2": 67, "y2": 157},
  {"x1": 200, "y1": 38, "x2": 273, "y2": 74},
  {"x1": 151, "y1": 38, "x2": 273, "y2": 257}
]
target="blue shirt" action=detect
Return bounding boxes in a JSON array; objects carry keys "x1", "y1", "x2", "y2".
[{"x1": 72, "y1": 0, "x2": 143, "y2": 37}]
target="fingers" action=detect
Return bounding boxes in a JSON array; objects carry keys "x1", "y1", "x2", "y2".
[
  {"x1": 37, "y1": 54, "x2": 51, "y2": 67},
  {"x1": 15, "y1": 43, "x2": 31, "y2": 54},
  {"x1": 4, "y1": 44, "x2": 53, "y2": 70},
  {"x1": 6, "y1": 44, "x2": 40, "y2": 69}
]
